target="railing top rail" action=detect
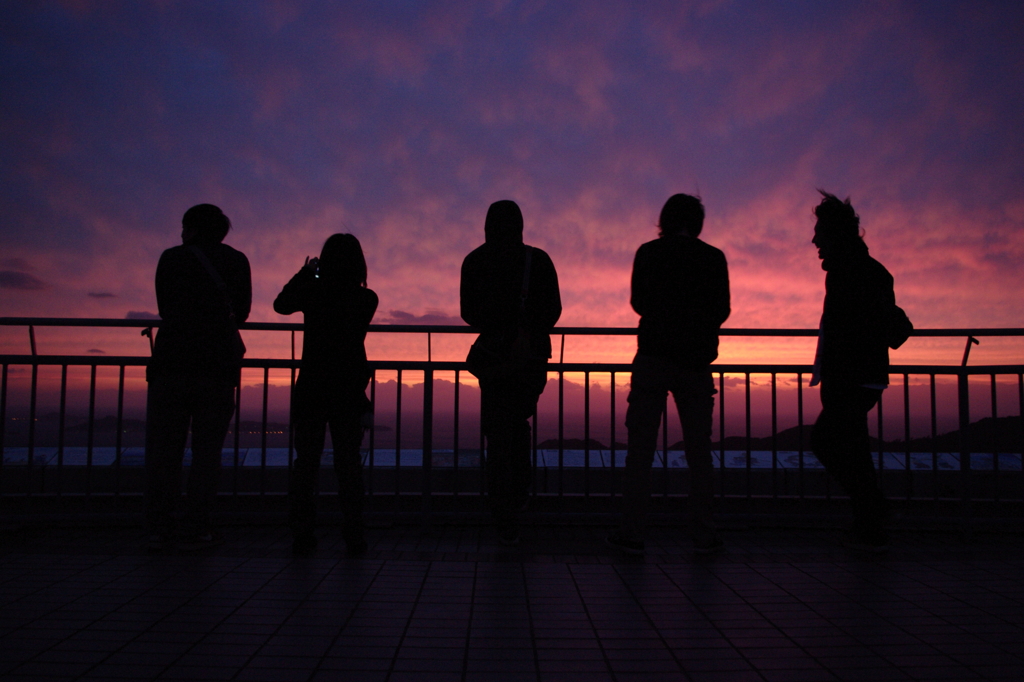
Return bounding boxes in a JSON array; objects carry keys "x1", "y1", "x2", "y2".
[
  {"x1": 1, "y1": 354, "x2": 1023, "y2": 376},
  {"x1": 2, "y1": 317, "x2": 1023, "y2": 338}
]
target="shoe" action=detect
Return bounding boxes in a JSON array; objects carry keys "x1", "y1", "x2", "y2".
[
  {"x1": 606, "y1": 530, "x2": 644, "y2": 555},
  {"x1": 292, "y1": 532, "x2": 318, "y2": 556},
  {"x1": 694, "y1": 536, "x2": 725, "y2": 554},
  {"x1": 147, "y1": 533, "x2": 171, "y2": 553},
  {"x1": 497, "y1": 524, "x2": 521, "y2": 547},
  {"x1": 343, "y1": 529, "x2": 368, "y2": 556},
  {"x1": 177, "y1": 531, "x2": 224, "y2": 552},
  {"x1": 843, "y1": 529, "x2": 889, "y2": 553}
]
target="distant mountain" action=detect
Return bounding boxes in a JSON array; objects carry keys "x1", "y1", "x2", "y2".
[{"x1": 668, "y1": 416, "x2": 1024, "y2": 453}]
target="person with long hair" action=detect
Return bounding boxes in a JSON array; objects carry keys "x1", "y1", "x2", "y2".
[
  {"x1": 274, "y1": 234, "x2": 378, "y2": 555},
  {"x1": 809, "y1": 191, "x2": 896, "y2": 551}
]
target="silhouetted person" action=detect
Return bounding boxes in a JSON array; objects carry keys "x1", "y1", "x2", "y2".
[
  {"x1": 146, "y1": 204, "x2": 251, "y2": 551},
  {"x1": 274, "y1": 234, "x2": 378, "y2": 555},
  {"x1": 607, "y1": 194, "x2": 730, "y2": 555},
  {"x1": 809, "y1": 191, "x2": 894, "y2": 551},
  {"x1": 461, "y1": 200, "x2": 561, "y2": 545}
]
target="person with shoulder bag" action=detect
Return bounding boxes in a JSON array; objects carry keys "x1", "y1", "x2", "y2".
[
  {"x1": 461, "y1": 200, "x2": 561, "y2": 546},
  {"x1": 809, "y1": 191, "x2": 911, "y2": 552},
  {"x1": 146, "y1": 204, "x2": 251, "y2": 552}
]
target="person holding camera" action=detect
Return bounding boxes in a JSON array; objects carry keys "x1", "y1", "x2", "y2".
[{"x1": 274, "y1": 234, "x2": 378, "y2": 555}]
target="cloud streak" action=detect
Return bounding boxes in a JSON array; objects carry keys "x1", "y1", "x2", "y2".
[{"x1": 1, "y1": 1, "x2": 1022, "y2": 358}]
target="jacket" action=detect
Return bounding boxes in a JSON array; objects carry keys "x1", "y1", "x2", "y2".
[{"x1": 631, "y1": 234, "x2": 730, "y2": 368}]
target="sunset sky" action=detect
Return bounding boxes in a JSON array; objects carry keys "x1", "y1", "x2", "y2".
[{"x1": 2, "y1": 0, "x2": 1024, "y2": 367}]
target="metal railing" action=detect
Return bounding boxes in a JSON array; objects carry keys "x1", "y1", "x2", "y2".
[{"x1": 2, "y1": 318, "x2": 1022, "y2": 517}]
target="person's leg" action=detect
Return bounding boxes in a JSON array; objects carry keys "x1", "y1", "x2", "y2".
[
  {"x1": 145, "y1": 378, "x2": 191, "y2": 541},
  {"x1": 812, "y1": 382, "x2": 887, "y2": 541},
  {"x1": 672, "y1": 368, "x2": 719, "y2": 549},
  {"x1": 290, "y1": 379, "x2": 328, "y2": 548},
  {"x1": 328, "y1": 388, "x2": 368, "y2": 553},
  {"x1": 481, "y1": 365, "x2": 544, "y2": 543},
  {"x1": 182, "y1": 378, "x2": 236, "y2": 540},
  {"x1": 619, "y1": 354, "x2": 669, "y2": 542}
]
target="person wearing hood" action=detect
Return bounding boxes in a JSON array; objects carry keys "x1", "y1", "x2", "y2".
[
  {"x1": 461, "y1": 200, "x2": 561, "y2": 546},
  {"x1": 809, "y1": 191, "x2": 894, "y2": 551},
  {"x1": 274, "y1": 234, "x2": 378, "y2": 555}
]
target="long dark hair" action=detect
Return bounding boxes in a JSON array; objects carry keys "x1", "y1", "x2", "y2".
[{"x1": 318, "y1": 233, "x2": 367, "y2": 287}]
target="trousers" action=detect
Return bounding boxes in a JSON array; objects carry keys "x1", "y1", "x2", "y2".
[
  {"x1": 146, "y1": 375, "x2": 236, "y2": 535},
  {"x1": 811, "y1": 381, "x2": 887, "y2": 533},
  {"x1": 479, "y1": 361, "x2": 547, "y2": 522},
  {"x1": 289, "y1": 374, "x2": 368, "y2": 534},
  {"x1": 621, "y1": 353, "x2": 717, "y2": 539}
]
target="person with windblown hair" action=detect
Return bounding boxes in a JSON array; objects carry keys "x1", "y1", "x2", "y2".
[
  {"x1": 809, "y1": 191, "x2": 900, "y2": 552},
  {"x1": 274, "y1": 234, "x2": 378, "y2": 555}
]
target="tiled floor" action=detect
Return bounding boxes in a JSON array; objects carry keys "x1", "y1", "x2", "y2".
[{"x1": 1, "y1": 520, "x2": 1022, "y2": 681}]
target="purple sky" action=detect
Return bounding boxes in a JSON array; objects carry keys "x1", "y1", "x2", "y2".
[{"x1": 2, "y1": 1, "x2": 1024, "y2": 364}]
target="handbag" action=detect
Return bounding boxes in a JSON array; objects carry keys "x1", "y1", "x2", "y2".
[{"x1": 886, "y1": 304, "x2": 913, "y2": 349}]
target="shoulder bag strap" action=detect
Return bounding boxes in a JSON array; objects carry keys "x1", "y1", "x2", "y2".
[{"x1": 188, "y1": 244, "x2": 237, "y2": 322}]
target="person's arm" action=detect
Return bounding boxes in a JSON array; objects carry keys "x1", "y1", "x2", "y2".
[
  {"x1": 712, "y1": 250, "x2": 731, "y2": 327},
  {"x1": 629, "y1": 245, "x2": 650, "y2": 317},
  {"x1": 460, "y1": 253, "x2": 487, "y2": 329},
  {"x1": 154, "y1": 249, "x2": 187, "y2": 321},
  {"x1": 233, "y1": 255, "x2": 252, "y2": 324},
  {"x1": 273, "y1": 267, "x2": 314, "y2": 316},
  {"x1": 529, "y1": 250, "x2": 561, "y2": 330}
]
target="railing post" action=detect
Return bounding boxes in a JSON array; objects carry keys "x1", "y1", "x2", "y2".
[
  {"x1": 957, "y1": 368, "x2": 972, "y2": 537},
  {"x1": 422, "y1": 367, "x2": 433, "y2": 528}
]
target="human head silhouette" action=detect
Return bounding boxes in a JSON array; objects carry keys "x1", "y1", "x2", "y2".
[
  {"x1": 182, "y1": 204, "x2": 231, "y2": 244},
  {"x1": 812, "y1": 190, "x2": 864, "y2": 261},
  {"x1": 659, "y1": 194, "x2": 704, "y2": 237},
  {"x1": 484, "y1": 200, "x2": 524, "y2": 246},
  {"x1": 319, "y1": 233, "x2": 367, "y2": 287}
]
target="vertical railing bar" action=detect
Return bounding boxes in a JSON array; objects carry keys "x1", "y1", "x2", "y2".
[
  {"x1": 719, "y1": 372, "x2": 725, "y2": 498},
  {"x1": 395, "y1": 369, "x2": 402, "y2": 504},
  {"x1": 57, "y1": 365, "x2": 67, "y2": 497},
  {"x1": 115, "y1": 364, "x2": 125, "y2": 498},
  {"x1": 0, "y1": 365, "x2": 6, "y2": 495},
  {"x1": 558, "y1": 369, "x2": 564, "y2": 498},
  {"x1": 990, "y1": 373, "x2": 999, "y2": 502},
  {"x1": 661, "y1": 399, "x2": 668, "y2": 499},
  {"x1": 584, "y1": 371, "x2": 590, "y2": 498},
  {"x1": 422, "y1": 368, "x2": 434, "y2": 526},
  {"x1": 610, "y1": 371, "x2": 616, "y2": 497},
  {"x1": 531, "y1": 401, "x2": 538, "y2": 501},
  {"x1": 288, "y1": 361, "x2": 295, "y2": 477},
  {"x1": 261, "y1": 366, "x2": 269, "y2": 497},
  {"x1": 368, "y1": 372, "x2": 376, "y2": 496},
  {"x1": 771, "y1": 373, "x2": 778, "y2": 500},
  {"x1": 904, "y1": 373, "x2": 911, "y2": 501},
  {"x1": 260, "y1": 371, "x2": 267, "y2": 496},
  {"x1": 744, "y1": 372, "x2": 751, "y2": 499},
  {"x1": 930, "y1": 374, "x2": 938, "y2": 504},
  {"x1": 479, "y1": 376, "x2": 487, "y2": 507},
  {"x1": 1018, "y1": 374, "x2": 1023, "y2": 504},
  {"x1": 231, "y1": 375, "x2": 240, "y2": 498},
  {"x1": 877, "y1": 390, "x2": 885, "y2": 474},
  {"x1": 27, "y1": 361, "x2": 37, "y2": 496},
  {"x1": 87, "y1": 364, "x2": 96, "y2": 498},
  {"x1": 453, "y1": 369, "x2": 460, "y2": 497},
  {"x1": 797, "y1": 372, "x2": 804, "y2": 500},
  {"x1": 957, "y1": 368, "x2": 972, "y2": 531}
]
